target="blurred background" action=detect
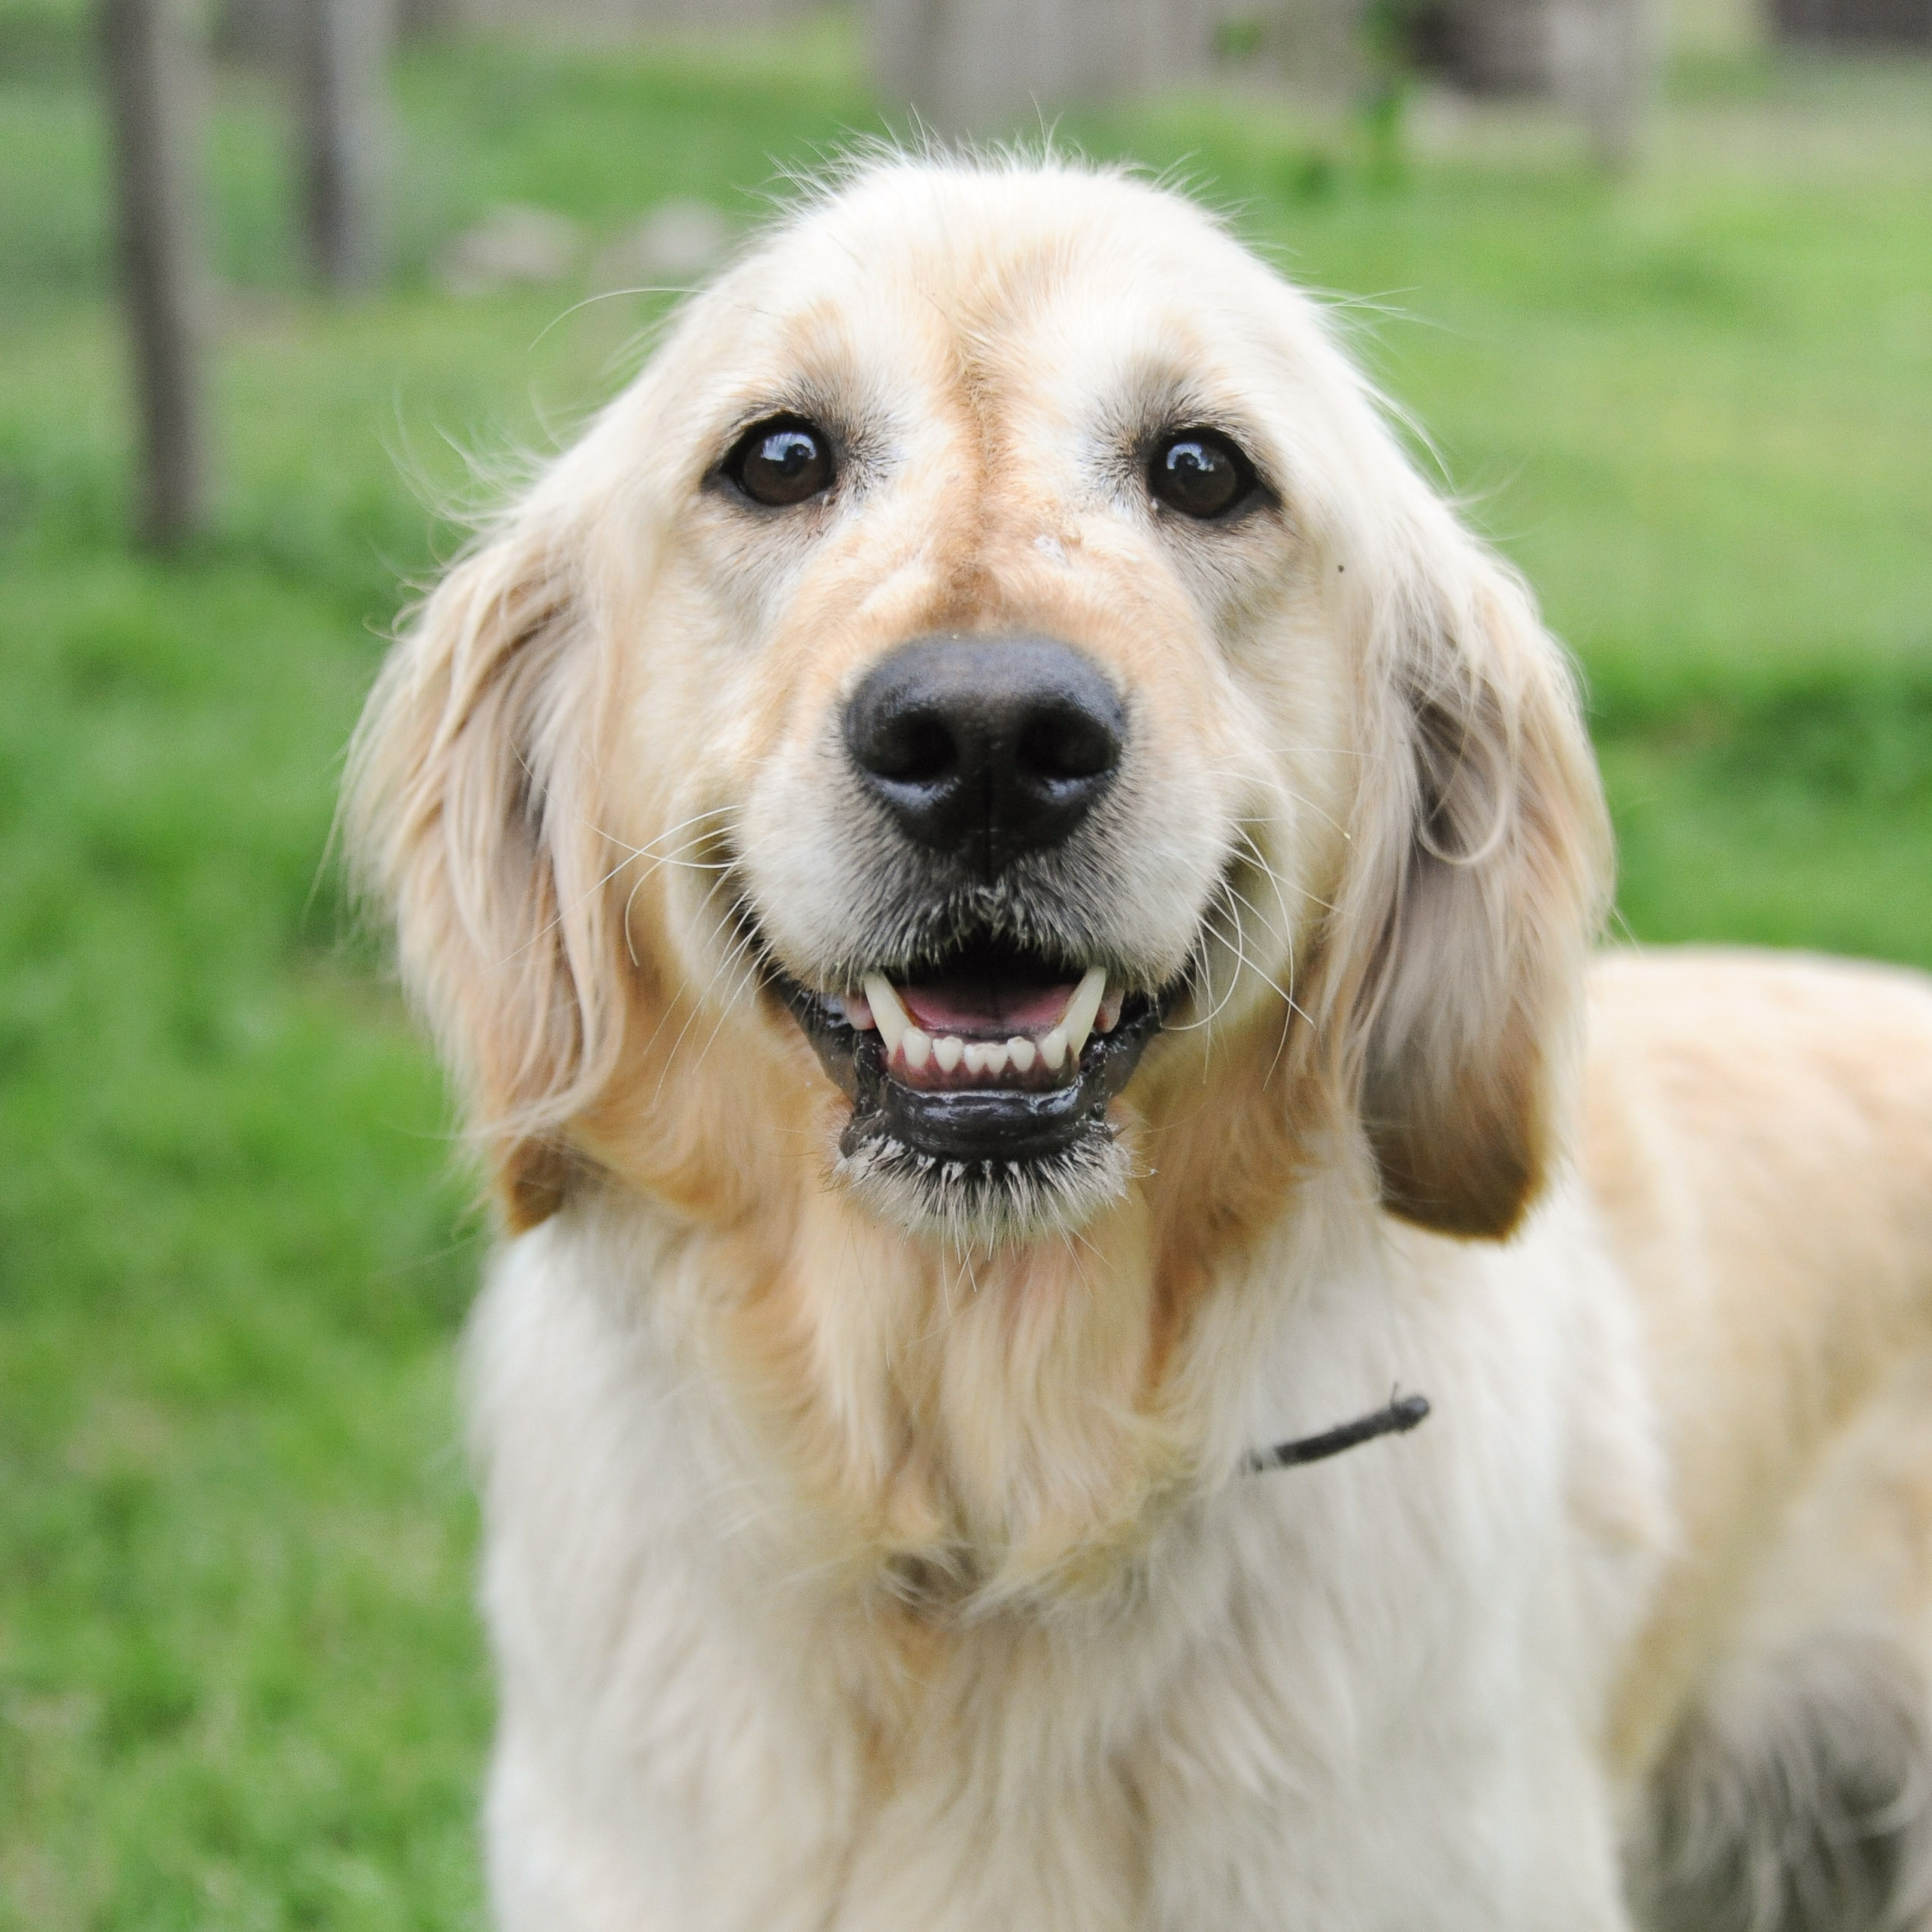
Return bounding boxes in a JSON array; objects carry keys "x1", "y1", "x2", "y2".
[{"x1": 0, "y1": 0, "x2": 1927, "y2": 1919}]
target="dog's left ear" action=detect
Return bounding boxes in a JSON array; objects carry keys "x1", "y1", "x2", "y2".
[{"x1": 1331, "y1": 507, "x2": 1612, "y2": 1239}]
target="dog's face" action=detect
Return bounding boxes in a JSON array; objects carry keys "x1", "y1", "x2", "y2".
[
  {"x1": 353, "y1": 159, "x2": 1608, "y2": 1263},
  {"x1": 598, "y1": 168, "x2": 1371, "y2": 1239}
]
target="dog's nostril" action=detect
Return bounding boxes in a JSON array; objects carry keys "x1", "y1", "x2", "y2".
[
  {"x1": 869, "y1": 714, "x2": 959, "y2": 784},
  {"x1": 845, "y1": 636, "x2": 1125, "y2": 872},
  {"x1": 1016, "y1": 705, "x2": 1117, "y2": 786}
]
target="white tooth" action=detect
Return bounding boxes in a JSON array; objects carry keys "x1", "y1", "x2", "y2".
[
  {"x1": 933, "y1": 1035, "x2": 964, "y2": 1073},
  {"x1": 963, "y1": 1042, "x2": 992, "y2": 1076},
  {"x1": 1007, "y1": 1036, "x2": 1035, "y2": 1073},
  {"x1": 837, "y1": 993, "x2": 876, "y2": 1030},
  {"x1": 1040, "y1": 1029, "x2": 1067, "y2": 1072},
  {"x1": 862, "y1": 973, "x2": 909, "y2": 1054},
  {"x1": 984, "y1": 1042, "x2": 1010, "y2": 1077},
  {"x1": 901, "y1": 1026, "x2": 931, "y2": 1070},
  {"x1": 1097, "y1": 990, "x2": 1123, "y2": 1034},
  {"x1": 1058, "y1": 966, "x2": 1107, "y2": 1060}
]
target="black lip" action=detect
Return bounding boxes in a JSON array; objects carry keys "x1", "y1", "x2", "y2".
[{"x1": 776, "y1": 973, "x2": 1169, "y2": 1167}]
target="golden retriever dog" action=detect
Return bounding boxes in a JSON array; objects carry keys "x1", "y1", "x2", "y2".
[{"x1": 347, "y1": 156, "x2": 1932, "y2": 1930}]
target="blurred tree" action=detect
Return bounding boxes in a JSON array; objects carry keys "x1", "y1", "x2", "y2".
[
  {"x1": 870, "y1": 0, "x2": 1649, "y2": 162},
  {"x1": 1773, "y1": 0, "x2": 1930, "y2": 39},
  {"x1": 100, "y1": 0, "x2": 211, "y2": 550},
  {"x1": 1563, "y1": 0, "x2": 1654, "y2": 167},
  {"x1": 425, "y1": 0, "x2": 809, "y2": 27},
  {"x1": 393, "y1": 0, "x2": 454, "y2": 36},
  {"x1": 1417, "y1": 0, "x2": 1654, "y2": 165},
  {"x1": 297, "y1": 0, "x2": 389, "y2": 290},
  {"x1": 871, "y1": 0, "x2": 1244, "y2": 134},
  {"x1": 213, "y1": 0, "x2": 294, "y2": 61},
  {"x1": 219, "y1": 0, "x2": 449, "y2": 56}
]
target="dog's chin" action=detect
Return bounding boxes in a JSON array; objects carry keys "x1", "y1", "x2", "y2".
[
  {"x1": 767, "y1": 938, "x2": 1172, "y2": 1243},
  {"x1": 837, "y1": 1129, "x2": 1139, "y2": 1245}
]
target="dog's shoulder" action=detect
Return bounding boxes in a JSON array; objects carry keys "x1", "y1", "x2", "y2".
[{"x1": 1584, "y1": 944, "x2": 1932, "y2": 1205}]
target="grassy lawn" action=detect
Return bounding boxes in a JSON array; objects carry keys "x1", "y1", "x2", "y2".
[{"x1": 1, "y1": 6, "x2": 1928, "y2": 1924}]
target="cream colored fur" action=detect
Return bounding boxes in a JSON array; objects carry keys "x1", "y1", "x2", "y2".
[{"x1": 347, "y1": 158, "x2": 1932, "y2": 1929}]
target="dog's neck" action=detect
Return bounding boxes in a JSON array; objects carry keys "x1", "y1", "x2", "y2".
[
  {"x1": 1246, "y1": 1391, "x2": 1431, "y2": 1472},
  {"x1": 570, "y1": 996, "x2": 1390, "y2": 1604},
  {"x1": 712, "y1": 1176, "x2": 1194, "y2": 1604}
]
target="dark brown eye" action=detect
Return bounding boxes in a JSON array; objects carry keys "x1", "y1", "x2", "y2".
[
  {"x1": 726, "y1": 416, "x2": 833, "y2": 507},
  {"x1": 1148, "y1": 429, "x2": 1256, "y2": 521}
]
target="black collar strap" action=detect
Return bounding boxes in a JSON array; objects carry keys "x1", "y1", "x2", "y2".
[{"x1": 1246, "y1": 1392, "x2": 1431, "y2": 1474}]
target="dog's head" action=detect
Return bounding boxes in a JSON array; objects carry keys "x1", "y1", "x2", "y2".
[{"x1": 350, "y1": 159, "x2": 1608, "y2": 1261}]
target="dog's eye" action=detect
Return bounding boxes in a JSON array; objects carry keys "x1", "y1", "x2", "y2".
[
  {"x1": 1148, "y1": 429, "x2": 1256, "y2": 521},
  {"x1": 726, "y1": 416, "x2": 834, "y2": 507}
]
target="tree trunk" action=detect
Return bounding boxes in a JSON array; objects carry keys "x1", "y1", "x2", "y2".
[
  {"x1": 297, "y1": 0, "x2": 388, "y2": 291},
  {"x1": 100, "y1": 0, "x2": 210, "y2": 551},
  {"x1": 1436, "y1": 0, "x2": 1654, "y2": 166},
  {"x1": 870, "y1": 0, "x2": 1231, "y2": 136},
  {"x1": 1551, "y1": 0, "x2": 1654, "y2": 168}
]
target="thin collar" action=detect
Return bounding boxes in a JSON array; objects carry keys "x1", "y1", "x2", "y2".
[{"x1": 1246, "y1": 1392, "x2": 1431, "y2": 1474}]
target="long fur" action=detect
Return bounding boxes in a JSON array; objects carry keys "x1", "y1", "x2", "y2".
[
  {"x1": 347, "y1": 156, "x2": 1932, "y2": 1930},
  {"x1": 1632, "y1": 1636, "x2": 1932, "y2": 1932}
]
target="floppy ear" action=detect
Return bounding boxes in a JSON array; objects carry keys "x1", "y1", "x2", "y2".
[
  {"x1": 345, "y1": 501, "x2": 624, "y2": 1230},
  {"x1": 1332, "y1": 510, "x2": 1612, "y2": 1239}
]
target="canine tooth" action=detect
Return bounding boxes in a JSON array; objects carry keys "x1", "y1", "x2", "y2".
[
  {"x1": 1007, "y1": 1036, "x2": 1035, "y2": 1073},
  {"x1": 862, "y1": 973, "x2": 909, "y2": 1053},
  {"x1": 1097, "y1": 989, "x2": 1123, "y2": 1034},
  {"x1": 836, "y1": 993, "x2": 876, "y2": 1030},
  {"x1": 933, "y1": 1035, "x2": 964, "y2": 1073},
  {"x1": 1059, "y1": 966, "x2": 1107, "y2": 1060},
  {"x1": 1040, "y1": 1029, "x2": 1067, "y2": 1071},
  {"x1": 901, "y1": 1026, "x2": 931, "y2": 1070}
]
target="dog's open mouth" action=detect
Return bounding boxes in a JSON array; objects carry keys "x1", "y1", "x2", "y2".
[{"x1": 773, "y1": 937, "x2": 1170, "y2": 1167}]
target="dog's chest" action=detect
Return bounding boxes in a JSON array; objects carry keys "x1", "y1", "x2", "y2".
[{"x1": 473, "y1": 1202, "x2": 1657, "y2": 1931}]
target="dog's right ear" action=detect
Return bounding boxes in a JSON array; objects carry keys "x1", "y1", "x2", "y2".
[{"x1": 345, "y1": 504, "x2": 621, "y2": 1230}]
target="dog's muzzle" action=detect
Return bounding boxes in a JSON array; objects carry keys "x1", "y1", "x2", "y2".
[{"x1": 767, "y1": 635, "x2": 1171, "y2": 1172}]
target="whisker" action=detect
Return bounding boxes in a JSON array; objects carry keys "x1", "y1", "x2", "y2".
[
  {"x1": 1168, "y1": 894, "x2": 1246, "y2": 1038},
  {"x1": 654, "y1": 920, "x2": 761, "y2": 1101},
  {"x1": 1230, "y1": 823, "x2": 1314, "y2": 1076},
  {"x1": 1220, "y1": 877, "x2": 1286, "y2": 950},
  {"x1": 643, "y1": 865, "x2": 753, "y2": 1089},
  {"x1": 1221, "y1": 881, "x2": 1312, "y2": 1022},
  {"x1": 616, "y1": 842, "x2": 737, "y2": 966},
  {"x1": 1277, "y1": 786, "x2": 1352, "y2": 843},
  {"x1": 684, "y1": 938, "x2": 768, "y2": 1084},
  {"x1": 501, "y1": 803, "x2": 737, "y2": 969}
]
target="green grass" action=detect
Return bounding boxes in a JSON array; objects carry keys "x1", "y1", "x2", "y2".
[{"x1": 1, "y1": 10, "x2": 1928, "y2": 1924}]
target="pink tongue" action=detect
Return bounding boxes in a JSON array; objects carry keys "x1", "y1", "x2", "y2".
[{"x1": 900, "y1": 976, "x2": 1075, "y2": 1038}]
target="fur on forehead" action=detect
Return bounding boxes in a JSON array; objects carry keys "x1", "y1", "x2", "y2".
[{"x1": 615, "y1": 158, "x2": 1390, "y2": 520}]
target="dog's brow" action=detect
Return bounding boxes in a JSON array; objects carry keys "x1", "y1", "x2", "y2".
[
  {"x1": 702, "y1": 382, "x2": 886, "y2": 475},
  {"x1": 1104, "y1": 367, "x2": 1268, "y2": 456}
]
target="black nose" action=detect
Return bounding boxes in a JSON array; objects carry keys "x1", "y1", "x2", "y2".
[{"x1": 844, "y1": 636, "x2": 1126, "y2": 873}]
